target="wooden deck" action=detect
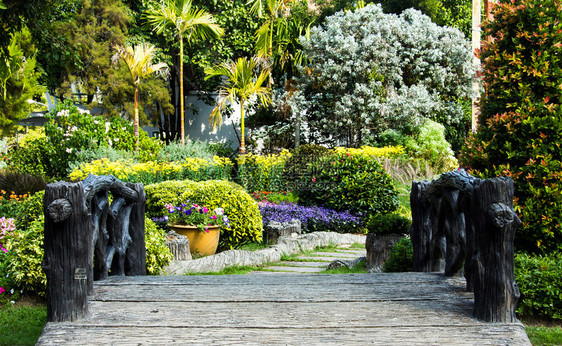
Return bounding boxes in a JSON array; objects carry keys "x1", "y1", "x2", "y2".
[{"x1": 37, "y1": 273, "x2": 531, "y2": 345}]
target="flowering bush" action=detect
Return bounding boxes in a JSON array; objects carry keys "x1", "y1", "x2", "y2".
[
  {"x1": 259, "y1": 202, "x2": 364, "y2": 234},
  {"x1": 237, "y1": 150, "x2": 291, "y2": 192},
  {"x1": 0, "y1": 217, "x2": 15, "y2": 253},
  {"x1": 164, "y1": 202, "x2": 230, "y2": 232}
]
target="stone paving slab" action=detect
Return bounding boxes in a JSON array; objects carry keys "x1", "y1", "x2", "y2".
[
  {"x1": 265, "y1": 266, "x2": 325, "y2": 273},
  {"x1": 276, "y1": 261, "x2": 329, "y2": 267}
]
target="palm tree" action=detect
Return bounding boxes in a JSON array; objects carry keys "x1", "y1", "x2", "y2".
[
  {"x1": 113, "y1": 43, "x2": 168, "y2": 150},
  {"x1": 204, "y1": 57, "x2": 271, "y2": 154},
  {"x1": 145, "y1": 0, "x2": 224, "y2": 145}
]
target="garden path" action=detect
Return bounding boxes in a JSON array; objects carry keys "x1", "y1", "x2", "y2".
[{"x1": 37, "y1": 271, "x2": 531, "y2": 344}]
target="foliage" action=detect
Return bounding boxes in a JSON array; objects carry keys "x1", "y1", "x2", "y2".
[
  {"x1": 9, "y1": 101, "x2": 162, "y2": 179},
  {"x1": 0, "y1": 171, "x2": 45, "y2": 197},
  {"x1": 237, "y1": 150, "x2": 290, "y2": 192},
  {"x1": 514, "y1": 252, "x2": 562, "y2": 320},
  {"x1": 145, "y1": 180, "x2": 263, "y2": 250},
  {"x1": 335, "y1": 146, "x2": 405, "y2": 159},
  {"x1": 295, "y1": 150, "x2": 399, "y2": 216},
  {"x1": 366, "y1": 213, "x2": 411, "y2": 235},
  {"x1": 383, "y1": 236, "x2": 413, "y2": 272},
  {"x1": 258, "y1": 201, "x2": 364, "y2": 234},
  {"x1": 0, "y1": 303, "x2": 47, "y2": 346},
  {"x1": 69, "y1": 157, "x2": 232, "y2": 184},
  {"x1": 164, "y1": 201, "x2": 230, "y2": 232},
  {"x1": 0, "y1": 26, "x2": 44, "y2": 136},
  {"x1": 2, "y1": 215, "x2": 46, "y2": 296},
  {"x1": 157, "y1": 139, "x2": 215, "y2": 161},
  {"x1": 403, "y1": 120, "x2": 458, "y2": 173},
  {"x1": 144, "y1": 217, "x2": 173, "y2": 275},
  {"x1": 459, "y1": 0, "x2": 562, "y2": 253},
  {"x1": 288, "y1": 4, "x2": 474, "y2": 147},
  {"x1": 251, "y1": 190, "x2": 299, "y2": 204}
]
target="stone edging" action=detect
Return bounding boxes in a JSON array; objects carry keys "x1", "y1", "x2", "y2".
[{"x1": 163, "y1": 232, "x2": 366, "y2": 275}]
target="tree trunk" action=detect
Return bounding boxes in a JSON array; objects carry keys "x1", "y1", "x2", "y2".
[
  {"x1": 410, "y1": 180, "x2": 432, "y2": 272},
  {"x1": 179, "y1": 36, "x2": 185, "y2": 145},
  {"x1": 43, "y1": 182, "x2": 90, "y2": 322},
  {"x1": 471, "y1": 177, "x2": 520, "y2": 322},
  {"x1": 240, "y1": 99, "x2": 246, "y2": 154},
  {"x1": 134, "y1": 85, "x2": 139, "y2": 150}
]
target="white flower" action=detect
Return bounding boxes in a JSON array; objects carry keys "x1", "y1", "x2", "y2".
[
  {"x1": 105, "y1": 122, "x2": 111, "y2": 133},
  {"x1": 78, "y1": 108, "x2": 90, "y2": 115},
  {"x1": 56, "y1": 109, "x2": 70, "y2": 117},
  {"x1": 65, "y1": 148, "x2": 73, "y2": 154},
  {"x1": 214, "y1": 208, "x2": 224, "y2": 216},
  {"x1": 108, "y1": 139, "x2": 113, "y2": 146}
]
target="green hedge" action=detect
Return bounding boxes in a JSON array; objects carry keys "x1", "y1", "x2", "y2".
[
  {"x1": 515, "y1": 252, "x2": 562, "y2": 320},
  {"x1": 366, "y1": 213, "x2": 411, "y2": 235},
  {"x1": 145, "y1": 180, "x2": 263, "y2": 250}
]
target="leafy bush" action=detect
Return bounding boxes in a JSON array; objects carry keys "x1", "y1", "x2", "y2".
[
  {"x1": 258, "y1": 202, "x2": 364, "y2": 234},
  {"x1": 2, "y1": 215, "x2": 46, "y2": 296},
  {"x1": 0, "y1": 171, "x2": 46, "y2": 196},
  {"x1": 383, "y1": 237, "x2": 414, "y2": 272},
  {"x1": 8, "y1": 100, "x2": 162, "y2": 179},
  {"x1": 286, "y1": 4, "x2": 473, "y2": 147},
  {"x1": 237, "y1": 151, "x2": 290, "y2": 192},
  {"x1": 145, "y1": 180, "x2": 263, "y2": 250},
  {"x1": 296, "y1": 150, "x2": 399, "y2": 216},
  {"x1": 366, "y1": 213, "x2": 411, "y2": 235},
  {"x1": 403, "y1": 120, "x2": 458, "y2": 173},
  {"x1": 69, "y1": 157, "x2": 233, "y2": 184},
  {"x1": 514, "y1": 252, "x2": 562, "y2": 320},
  {"x1": 251, "y1": 191, "x2": 299, "y2": 204},
  {"x1": 145, "y1": 217, "x2": 173, "y2": 275},
  {"x1": 459, "y1": 0, "x2": 562, "y2": 253}
]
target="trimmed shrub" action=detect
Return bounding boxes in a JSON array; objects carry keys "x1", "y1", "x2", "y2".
[
  {"x1": 514, "y1": 252, "x2": 562, "y2": 320},
  {"x1": 258, "y1": 202, "x2": 364, "y2": 234},
  {"x1": 69, "y1": 157, "x2": 233, "y2": 184},
  {"x1": 459, "y1": 0, "x2": 562, "y2": 253},
  {"x1": 145, "y1": 217, "x2": 173, "y2": 275},
  {"x1": 145, "y1": 180, "x2": 263, "y2": 250},
  {"x1": 366, "y1": 213, "x2": 411, "y2": 235},
  {"x1": 383, "y1": 237, "x2": 414, "y2": 272},
  {"x1": 296, "y1": 150, "x2": 399, "y2": 216},
  {"x1": 251, "y1": 191, "x2": 299, "y2": 204}
]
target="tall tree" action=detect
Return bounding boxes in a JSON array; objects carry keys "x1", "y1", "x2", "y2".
[
  {"x1": 205, "y1": 57, "x2": 270, "y2": 154},
  {"x1": 145, "y1": 0, "x2": 224, "y2": 144},
  {"x1": 113, "y1": 43, "x2": 168, "y2": 149}
]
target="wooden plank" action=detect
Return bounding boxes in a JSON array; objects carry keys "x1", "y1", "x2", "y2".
[
  {"x1": 38, "y1": 325, "x2": 529, "y2": 345},
  {"x1": 37, "y1": 273, "x2": 531, "y2": 345}
]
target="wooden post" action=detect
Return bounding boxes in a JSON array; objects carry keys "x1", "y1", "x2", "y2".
[
  {"x1": 125, "y1": 183, "x2": 146, "y2": 276},
  {"x1": 471, "y1": 177, "x2": 520, "y2": 322},
  {"x1": 410, "y1": 181, "x2": 432, "y2": 272},
  {"x1": 43, "y1": 182, "x2": 90, "y2": 322},
  {"x1": 442, "y1": 188, "x2": 466, "y2": 277}
]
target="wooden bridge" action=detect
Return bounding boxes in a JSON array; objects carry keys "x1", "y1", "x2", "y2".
[{"x1": 37, "y1": 273, "x2": 530, "y2": 344}]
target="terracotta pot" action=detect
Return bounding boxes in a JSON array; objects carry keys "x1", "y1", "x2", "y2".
[{"x1": 169, "y1": 224, "x2": 220, "y2": 256}]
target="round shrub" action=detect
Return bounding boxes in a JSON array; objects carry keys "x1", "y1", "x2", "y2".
[
  {"x1": 145, "y1": 217, "x2": 173, "y2": 275},
  {"x1": 145, "y1": 180, "x2": 263, "y2": 250},
  {"x1": 366, "y1": 213, "x2": 411, "y2": 235},
  {"x1": 459, "y1": 0, "x2": 562, "y2": 253},
  {"x1": 383, "y1": 237, "x2": 414, "y2": 272},
  {"x1": 514, "y1": 252, "x2": 562, "y2": 320},
  {"x1": 296, "y1": 150, "x2": 399, "y2": 216}
]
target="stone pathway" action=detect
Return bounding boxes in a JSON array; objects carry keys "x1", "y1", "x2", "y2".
[{"x1": 253, "y1": 244, "x2": 366, "y2": 274}]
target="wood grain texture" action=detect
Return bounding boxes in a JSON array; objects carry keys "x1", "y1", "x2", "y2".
[{"x1": 37, "y1": 273, "x2": 531, "y2": 345}]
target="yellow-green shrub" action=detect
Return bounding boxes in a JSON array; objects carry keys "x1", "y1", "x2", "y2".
[
  {"x1": 145, "y1": 180, "x2": 263, "y2": 250},
  {"x1": 145, "y1": 217, "x2": 173, "y2": 275},
  {"x1": 69, "y1": 156, "x2": 233, "y2": 184},
  {"x1": 237, "y1": 150, "x2": 291, "y2": 192}
]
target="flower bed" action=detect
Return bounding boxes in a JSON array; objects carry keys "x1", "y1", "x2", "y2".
[{"x1": 258, "y1": 202, "x2": 363, "y2": 234}]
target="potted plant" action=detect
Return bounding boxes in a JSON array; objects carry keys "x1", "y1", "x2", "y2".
[{"x1": 164, "y1": 201, "x2": 230, "y2": 256}]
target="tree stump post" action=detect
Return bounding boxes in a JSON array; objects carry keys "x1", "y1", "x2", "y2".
[
  {"x1": 471, "y1": 177, "x2": 520, "y2": 322},
  {"x1": 442, "y1": 189, "x2": 466, "y2": 277},
  {"x1": 43, "y1": 182, "x2": 90, "y2": 322},
  {"x1": 125, "y1": 183, "x2": 146, "y2": 275},
  {"x1": 410, "y1": 180, "x2": 432, "y2": 272}
]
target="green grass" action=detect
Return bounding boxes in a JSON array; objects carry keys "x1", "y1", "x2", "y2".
[
  {"x1": 320, "y1": 259, "x2": 367, "y2": 274},
  {"x1": 526, "y1": 326, "x2": 562, "y2": 345},
  {"x1": 0, "y1": 302, "x2": 47, "y2": 346}
]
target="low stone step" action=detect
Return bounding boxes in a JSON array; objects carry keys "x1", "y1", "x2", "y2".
[{"x1": 265, "y1": 266, "x2": 326, "y2": 273}]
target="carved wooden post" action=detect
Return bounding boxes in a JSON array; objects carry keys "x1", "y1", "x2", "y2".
[
  {"x1": 429, "y1": 195, "x2": 445, "y2": 272},
  {"x1": 471, "y1": 177, "x2": 520, "y2": 322},
  {"x1": 43, "y1": 182, "x2": 90, "y2": 322},
  {"x1": 410, "y1": 180, "x2": 432, "y2": 272},
  {"x1": 442, "y1": 188, "x2": 465, "y2": 277},
  {"x1": 126, "y1": 183, "x2": 146, "y2": 275}
]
